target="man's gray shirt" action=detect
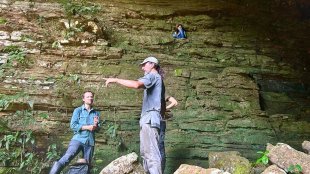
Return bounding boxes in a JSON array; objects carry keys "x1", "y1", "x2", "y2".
[{"x1": 138, "y1": 72, "x2": 164, "y2": 129}]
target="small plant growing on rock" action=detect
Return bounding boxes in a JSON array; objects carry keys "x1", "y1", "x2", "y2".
[
  {"x1": 63, "y1": 24, "x2": 84, "y2": 40},
  {"x1": 46, "y1": 144, "x2": 61, "y2": 162},
  {"x1": 36, "y1": 15, "x2": 45, "y2": 27},
  {"x1": 2, "y1": 45, "x2": 29, "y2": 67},
  {"x1": 287, "y1": 164, "x2": 302, "y2": 174},
  {"x1": 21, "y1": 34, "x2": 34, "y2": 42},
  {"x1": 0, "y1": 93, "x2": 27, "y2": 111},
  {"x1": 174, "y1": 68, "x2": 183, "y2": 76},
  {"x1": 106, "y1": 123, "x2": 119, "y2": 139},
  {"x1": 255, "y1": 150, "x2": 269, "y2": 165},
  {"x1": 59, "y1": 0, "x2": 101, "y2": 18},
  {"x1": 0, "y1": 131, "x2": 61, "y2": 173},
  {"x1": 0, "y1": 17, "x2": 7, "y2": 24},
  {"x1": 0, "y1": 131, "x2": 35, "y2": 172},
  {"x1": 52, "y1": 41, "x2": 62, "y2": 49},
  {"x1": 105, "y1": 107, "x2": 127, "y2": 152}
]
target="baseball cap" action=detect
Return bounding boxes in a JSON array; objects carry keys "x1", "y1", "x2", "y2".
[{"x1": 140, "y1": 56, "x2": 159, "y2": 65}]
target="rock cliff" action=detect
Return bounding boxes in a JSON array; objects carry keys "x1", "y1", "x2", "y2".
[{"x1": 0, "y1": 0, "x2": 309, "y2": 173}]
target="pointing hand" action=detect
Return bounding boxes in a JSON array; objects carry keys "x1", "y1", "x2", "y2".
[{"x1": 103, "y1": 78, "x2": 117, "y2": 87}]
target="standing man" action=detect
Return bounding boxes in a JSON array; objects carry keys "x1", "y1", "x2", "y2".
[
  {"x1": 104, "y1": 56, "x2": 165, "y2": 174},
  {"x1": 49, "y1": 91, "x2": 100, "y2": 174}
]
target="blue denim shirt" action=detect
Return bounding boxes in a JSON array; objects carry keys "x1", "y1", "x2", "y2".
[
  {"x1": 173, "y1": 29, "x2": 186, "y2": 39},
  {"x1": 71, "y1": 105, "x2": 100, "y2": 146},
  {"x1": 138, "y1": 72, "x2": 165, "y2": 129}
]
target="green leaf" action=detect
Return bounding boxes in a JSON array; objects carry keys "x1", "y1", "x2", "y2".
[
  {"x1": 296, "y1": 164, "x2": 302, "y2": 172},
  {"x1": 262, "y1": 156, "x2": 268, "y2": 165},
  {"x1": 0, "y1": 17, "x2": 7, "y2": 24},
  {"x1": 5, "y1": 141, "x2": 9, "y2": 150},
  {"x1": 288, "y1": 165, "x2": 294, "y2": 172},
  {"x1": 52, "y1": 41, "x2": 61, "y2": 49},
  {"x1": 19, "y1": 161, "x2": 25, "y2": 170},
  {"x1": 25, "y1": 137, "x2": 31, "y2": 143},
  {"x1": 174, "y1": 69, "x2": 183, "y2": 76},
  {"x1": 39, "y1": 113, "x2": 49, "y2": 119}
]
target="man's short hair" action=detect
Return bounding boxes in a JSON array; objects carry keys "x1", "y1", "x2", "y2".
[{"x1": 82, "y1": 91, "x2": 94, "y2": 98}]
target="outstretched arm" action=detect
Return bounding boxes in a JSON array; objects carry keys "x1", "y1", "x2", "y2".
[
  {"x1": 166, "y1": 96, "x2": 178, "y2": 109},
  {"x1": 103, "y1": 78, "x2": 145, "y2": 89}
]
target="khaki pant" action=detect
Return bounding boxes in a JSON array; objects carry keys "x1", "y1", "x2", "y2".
[{"x1": 140, "y1": 124, "x2": 162, "y2": 174}]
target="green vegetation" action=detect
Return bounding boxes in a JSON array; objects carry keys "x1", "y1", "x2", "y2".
[
  {"x1": 59, "y1": 0, "x2": 101, "y2": 18},
  {"x1": 52, "y1": 1, "x2": 101, "y2": 44},
  {"x1": 105, "y1": 122, "x2": 126, "y2": 150},
  {"x1": 36, "y1": 15, "x2": 45, "y2": 28},
  {"x1": 0, "y1": 17, "x2": 7, "y2": 24},
  {"x1": 8, "y1": 50, "x2": 26, "y2": 65},
  {"x1": 51, "y1": 41, "x2": 62, "y2": 49},
  {"x1": 174, "y1": 68, "x2": 183, "y2": 76},
  {"x1": 0, "y1": 91, "x2": 59, "y2": 173},
  {"x1": 0, "y1": 93, "x2": 27, "y2": 111},
  {"x1": 105, "y1": 121, "x2": 127, "y2": 152},
  {"x1": 54, "y1": 74, "x2": 81, "y2": 96},
  {"x1": 104, "y1": 107, "x2": 127, "y2": 152},
  {"x1": 234, "y1": 163, "x2": 251, "y2": 174},
  {"x1": 2, "y1": 45, "x2": 21, "y2": 53},
  {"x1": 38, "y1": 113, "x2": 49, "y2": 119},
  {"x1": 106, "y1": 122, "x2": 119, "y2": 139},
  {"x1": 13, "y1": 110, "x2": 38, "y2": 127},
  {"x1": 0, "y1": 92, "x2": 51, "y2": 129},
  {"x1": 21, "y1": 35, "x2": 34, "y2": 42},
  {"x1": 1, "y1": 45, "x2": 29, "y2": 67},
  {"x1": 0, "y1": 69, "x2": 4, "y2": 78},
  {"x1": 0, "y1": 131, "x2": 61, "y2": 174},
  {"x1": 46, "y1": 144, "x2": 61, "y2": 163},
  {"x1": 288, "y1": 164, "x2": 302, "y2": 174},
  {"x1": 62, "y1": 24, "x2": 83, "y2": 39},
  {"x1": 255, "y1": 150, "x2": 269, "y2": 165}
]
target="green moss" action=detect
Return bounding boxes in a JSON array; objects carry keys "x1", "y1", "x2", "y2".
[
  {"x1": 0, "y1": 119, "x2": 9, "y2": 132},
  {"x1": 233, "y1": 164, "x2": 251, "y2": 174},
  {"x1": 261, "y1": 92, "x2": 291, "y2": 101},
  {"x1": 0, "y1": 17, "x2": 7, "y2": 24}
]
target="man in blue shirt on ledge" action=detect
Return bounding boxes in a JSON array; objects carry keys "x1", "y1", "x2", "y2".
[
  {"x1": 172, "y1": 24, "x2": 187, "y2": 39},
  {"x1": 49, "y1": 91, "x2": 100, "y2": 174}
]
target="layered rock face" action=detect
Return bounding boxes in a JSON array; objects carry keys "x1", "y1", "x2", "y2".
[{"x1": 0, "y1": 0, "x2": 309, "y2": 173}]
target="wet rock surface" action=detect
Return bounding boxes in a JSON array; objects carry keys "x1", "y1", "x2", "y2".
[{"x1": 261, "y1": 165, "x2": 286, "y2": 174}]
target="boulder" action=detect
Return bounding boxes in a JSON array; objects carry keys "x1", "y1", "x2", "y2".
[
  {"x1": 267, "y1": 143, "x2": 310, "y2": 173},
  {"x1": 10, "y1": 31, "x2": 23, "y2": 41},
  {"x1": 99, "y1": 152, "x2": 145, "y2": 174},
  {"x1": 0, "y1": 31, "x2": 10, "y2": 40},
  {"x1": 209, "y1": 151, "x2": 252, "y2": 174},
  {"x1": 173, "y1": 164, "x2": 230, "y2": 174},
  {"x1": 261, "y1": 165, "x2": 286, "y2": 174},
  {"x1": 302, "y1": 140, "x2": 310, "y2": 154}
]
